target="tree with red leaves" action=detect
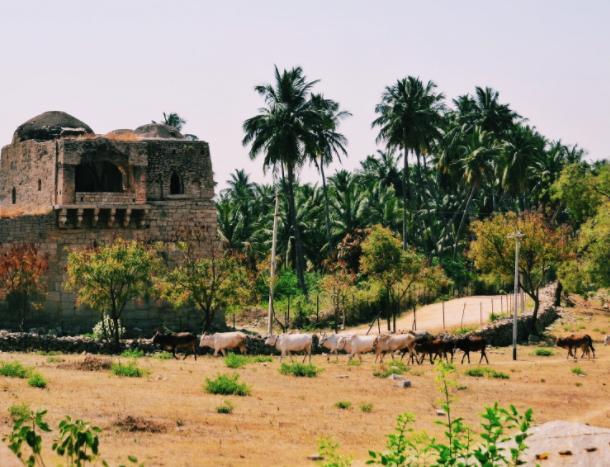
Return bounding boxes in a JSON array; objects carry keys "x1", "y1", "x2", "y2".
[{"x1": 0, "y1": 244, "x2": 48, "y2": 331}]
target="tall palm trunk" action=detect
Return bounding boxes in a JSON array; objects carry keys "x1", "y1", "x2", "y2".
[
  {"x1": 286, "y1": 164, "x2": 307, "y2": 294},
  {"x1": 320, "y1": 159, "x2": 332, "y2": 255},
  {"x1": 401, "y1": 145, "x2": 411, "y2": 249},
  {"x1": 453, "y1": 185, "x2": 476, "y2": 258}
]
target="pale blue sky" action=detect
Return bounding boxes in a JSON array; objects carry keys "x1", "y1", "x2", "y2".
[{"x1": 1, "y1": 1, "x2": 608, "y2": 190}]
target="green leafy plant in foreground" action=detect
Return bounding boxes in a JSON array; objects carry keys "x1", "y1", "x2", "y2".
[
  {"x1": 4, "y1": 406, "x2": 140, "y2": 467},
  {"x1": 318, "y1": 437, "x2": 352, "y2": 467},
  {"x1": 27, "y1": 372, "x2": 47, "y2": 388},
  {"x1": 0, "y1": 360, "x2": 30, "y2": 378}
]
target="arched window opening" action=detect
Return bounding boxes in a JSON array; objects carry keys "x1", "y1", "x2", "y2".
[
  {"x1": 170, "y1": 171, "x2": 184, "y2": 195},
  {"x1": 11, "y1": 187, "x2": 16, "y2": 204},
  {"x1": 37, "y1": 179, "x2": 42, "y2": 191},
  {"x1": 75, "y1": 161, "x2": 125, "y2": 192}
]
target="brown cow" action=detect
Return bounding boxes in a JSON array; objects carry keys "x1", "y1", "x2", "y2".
[
  {"x1": 152, "y1": 331, "x2": 198, "y2": 360},
  {"x1": 556, "y1": 334, "x2": 595, "y2": 360}
]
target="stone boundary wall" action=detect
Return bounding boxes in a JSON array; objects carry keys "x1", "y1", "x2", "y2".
[{"x1": 473, "y1": 283, "x2": 560, "y2": 346}]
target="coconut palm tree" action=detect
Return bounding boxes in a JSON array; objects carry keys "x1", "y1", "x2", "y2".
[
  {"x1": 242, "y1": 66, "x2": 320, "y2": 293},
  {"x1": 161, "y1": 112, "x2": 186, "y2": 131},
  {"x1": 372, "y1": 76, "x2": 445, "y2": 248},
  {"x1": 308, "y1": 93, "x2": 351, "y2": 254}
]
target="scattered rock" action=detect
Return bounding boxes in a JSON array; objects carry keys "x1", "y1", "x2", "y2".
[
  {"x1": 436, "y1": 409, "x2": 446, "y2": 416},
  {"x1": 307, "y1": 454, "x2": 324, "y2": 461},
  {"x1": 535, "y1": 452, "x2": 550, "y2": 460},
  {"x1": 387, "y1": 374, "x2": 404, "y2": 381},
  {"x1": 114, "y1": 415, "x2": 166, "y2": 433},
  {"x1": 558, "y1": 450, "x2": 572, "y2": 456},
  {"x1": 336, "y1": 375, "x2": 349, "y2": 379},
  {"x1": 585, "y1": 447, "x2": 597, "y2": 452},
  {"x1": 396, "y1": 380, "x2": 412, "y2": 388}
]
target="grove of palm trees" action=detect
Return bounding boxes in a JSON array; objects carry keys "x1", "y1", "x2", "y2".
[{"x1": 217, "y1": 66, "x2": 609, "y2": 330}]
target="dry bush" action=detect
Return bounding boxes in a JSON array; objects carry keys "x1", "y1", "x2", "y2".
[
  {"x1": 113, "y1": 415, "x2": 166, "y2": 433},
  {"x1": 58, "y1": 356, "x2": 112, "y2": 371}
]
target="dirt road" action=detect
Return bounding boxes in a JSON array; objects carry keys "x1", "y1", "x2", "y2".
[{"x1": 348, "y1": 294, "x2": 525, "y2": 333}]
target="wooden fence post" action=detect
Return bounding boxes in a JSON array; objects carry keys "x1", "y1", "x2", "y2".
[
  {"x1": 460, "y1": 303, "x2": 466, "y2": 328},
  {"x1": 480, "y1": 302, "x2": 483, "y2": 324},
  {"x1": 442, "y1": 301, "x2": 446, "y2": 330}
]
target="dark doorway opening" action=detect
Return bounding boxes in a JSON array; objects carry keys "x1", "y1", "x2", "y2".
[
  {"x1": 170, "y1": 171, "x2": 184, "y2": 195},
  {"x1": 75, "y1": 161, "x2": 125, "y2": 192}
]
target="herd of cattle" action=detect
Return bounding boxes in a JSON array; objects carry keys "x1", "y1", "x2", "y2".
[{"x1": 150, "y1": 329, "x2": 598, "y2": 364}]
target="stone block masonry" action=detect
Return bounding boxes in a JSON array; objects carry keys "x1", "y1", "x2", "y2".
[{"x1": 0, "y1": 112, "x2": 219, "y2": 335}]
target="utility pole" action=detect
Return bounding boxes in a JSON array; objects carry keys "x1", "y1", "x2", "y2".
[
  {"x1": 267, "y1": 186, "x2": 280, "y2": 336},
  {"x1": 509, "y1": 230, "x2": 525, "y2": 360}
]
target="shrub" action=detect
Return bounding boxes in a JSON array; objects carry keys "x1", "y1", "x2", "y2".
[
  {"x1": 335, "y1": 401, "x2": 352, "y2": 410},
  {"x1": 571, "y1": 366, "x2": 585, "y2": 376},
  {"x1": 46, "y1": 356, "x2": 64, "y2": 364},
  {"x1": 0, "y1": 361, "x2": 29, "y2": 378},
  {"x1": 279, "y1": 362, "x2": 321, "y2": 378},
  {"x1": 464, "y1": 367, "x2": 485, "y2": 378},
  {"x1": 347, "y1": 359, "x2": 361, "y2": 367},
  {"x1": 534, "y1": 348, "x2": 553, "y2": 357},
  {"x1": 373, "y1": 360, "x2": 409, "y2": 378},
  {"x1": 317, "y1": 437, "x2": 352, "y2": 467},
  {"x1": 454, "y1": 326, "x2": 475, "y2": 335},
  {"x1": 8, "y1": 403, "x2": 31, "y2": 421},
  {"x1": 489, "y1": 312, "x2": 511, "y2": 322},
  {"x1": 28, "y1": 372, "x2": 47, "y2": 388},
  {"x1": 360, "y1": 403, "x2": 373, "y2": 413},
  {"x1": 153, "y1": 351, "x2": 173, "y2": 360},
  {"x1": 92, "y1": 315, "x2": 125, "y2": 342},
  {"x1": 224, "y1": 353, "x2": 273, "y2": 368},
  {"x1": 465, "y1": 367, "x2": 509, "y2": 379},
  {"x1": 121, "y1": 349, "x2": 145, "y2": 359},
  {"x1": 205, "y1": 374, "x2": 251, "y2": 396},
  {"x1": 111, "y1": 361, "x2": 147, "y2": 378},
  {"x1": 216, "y1": 401, "x2": 234, "y2": 414}
]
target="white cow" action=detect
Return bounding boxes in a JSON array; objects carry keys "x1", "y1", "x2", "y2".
[
  {"x1": 604, "y1": 335, "x2": 610, "y2": 346},
  {"x1": 265, "y1": 333, "x2": 312, "y2": 363},
  {"x1": 373, "y1": 333, "x2": 415, "y2": 363},
  {"x1": 342, "y1": 334, "x2": 377, "y2": 362},
  {"x1": 199, "y1": 331, "x2": 247, "y2": 356},
  {"x1": 319, "y1": 333, "x2": 352, "y2": 361}
]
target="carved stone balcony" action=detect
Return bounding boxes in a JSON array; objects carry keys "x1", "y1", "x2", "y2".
[{"x1": 53, "y1": 204, "x2": 150, "y2": 229}]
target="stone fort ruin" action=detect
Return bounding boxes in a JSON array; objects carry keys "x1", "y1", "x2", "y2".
[{"x1": 0, "y1": 111, "x2": 217, "y2": 334}]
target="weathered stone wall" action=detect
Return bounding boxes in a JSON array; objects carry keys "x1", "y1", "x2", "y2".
[
  {"x1": 0, "y1": 140, "x2": 57, "y2": 209},
  {"x1": 474, "y1": 283, "x2": 560, "y2": 346}
]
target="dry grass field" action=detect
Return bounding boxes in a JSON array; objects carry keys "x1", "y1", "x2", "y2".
[{"x1": 0, "y1": 302, "x2": 609, "y2": 466}]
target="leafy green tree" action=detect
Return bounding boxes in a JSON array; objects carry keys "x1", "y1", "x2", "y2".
[
  {"x1": 66, "y1": 239, "x2": 156, "y2": 345},
  {"x1": 162, "y1": 112, "x2": 186, "y2": 131},
  {"x1": 360, "y1": 225, "x2": 429, "y2": 331},
  {"x1": 468, "y1": 212, "x2": 568, "y2": 331},
  {"x1": 157, "y1": 243, "x2": 251, "y2": 332},
  {"x1": 373, "y1": 76, "x2": 445, "y2": 248}
]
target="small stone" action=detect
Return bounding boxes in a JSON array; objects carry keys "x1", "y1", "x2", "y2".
[
  {"x1": 336, "y1": 374, "x2": 349, "y2": 379},
  {"x1": 535, "y1": 452, "x2": 550, "y2": 460},
  {"x1": 585, "y1": 447, "x2": 597, "y2": 452},
  {"x1": 307, "y1": 454, "x2": 324, "y2": 461},
  {"x1": 436, "y1": 409, "x2": 446, "y2": 416},
  {"x1": 396, "y1": 380, "x2": 411, "y2": 388},
  {"x1": 558, "y1": 450, "x2": 572, "y2": 456},
  {"x1": 387, "y1": 374, "x2": 404, "y2": 381}
]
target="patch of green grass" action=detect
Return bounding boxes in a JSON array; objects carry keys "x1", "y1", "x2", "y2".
[
  {"x1": 571, "y1": 366, "x2": 586, "y2": 376},
  {"x1": 121, "y1": 349, "x2": 145, "y2": 359},
  {"x1": 533, "y1": 348, "x2": 554, "y2": 357},
  {"x1": 454, "y1": 326, "x2": 475, "y2": 335},
  {"x1": 35, "y1": 350, "x2": 61, "y2": 356},
  {"x1": 0, "y1": 361, "x2": 29, "y2": 378},
  {"x1": 216, "y1": 400, "x2": 234, "y2": 414},
  {"x1": 279, "y1": 362, "x2": 321, "y2": 378},
  {"x1": 111, "y1": 361, "x2": 148, "y2": 378},
  {"x1": 347, "y1": 359, "x2": 361, "y2": 367},
  {"x1": 224, "y1": 353, "x2": 273, "y2": 369},
  {"x1": 153, "y1": 351, "x2": 173, "y2": 360},
  {"x1": 373, "y1": 360, "x2": 409, "y2": 378},
  {"x1": 27, "y1": 372, "x2": 47, "y2": 388},
  {"x1": 8, "y1": 403, "x2": 30, "y2": 421},
  {"x1": 335, "y1": 400, "x2": 352, "y2": 410},
  {"x1": 205, "y1": 374, "x2": 251, "y2": 396},
  {"x1": 489, "y1": 312, "x2": 511, "y2": 322},
  {"x1": 360, "y1": 403, "x2": 373, "y2": 413},
  {"x1": 465, "y1": 367, "x2": 509, "y2": 380},
  {"x1": 46, "y1": 356, "x2": 63, "y2": 364}
]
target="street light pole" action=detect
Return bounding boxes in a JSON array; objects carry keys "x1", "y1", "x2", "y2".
[{"x1": 509, "y1": 230, "x2": 524, "y2": 361}]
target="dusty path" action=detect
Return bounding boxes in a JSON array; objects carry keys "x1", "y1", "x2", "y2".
[{"x1": 348, "y1": 294, "x2": 526, "y2": 333}]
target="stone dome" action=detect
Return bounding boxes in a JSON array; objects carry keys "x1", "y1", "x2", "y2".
[
  {"x1": 134, "y1": 123, "x2": 184, "y2": 140},
  {"x1": 13, "y1": 111, "x2": 94, "y2": 143}
]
